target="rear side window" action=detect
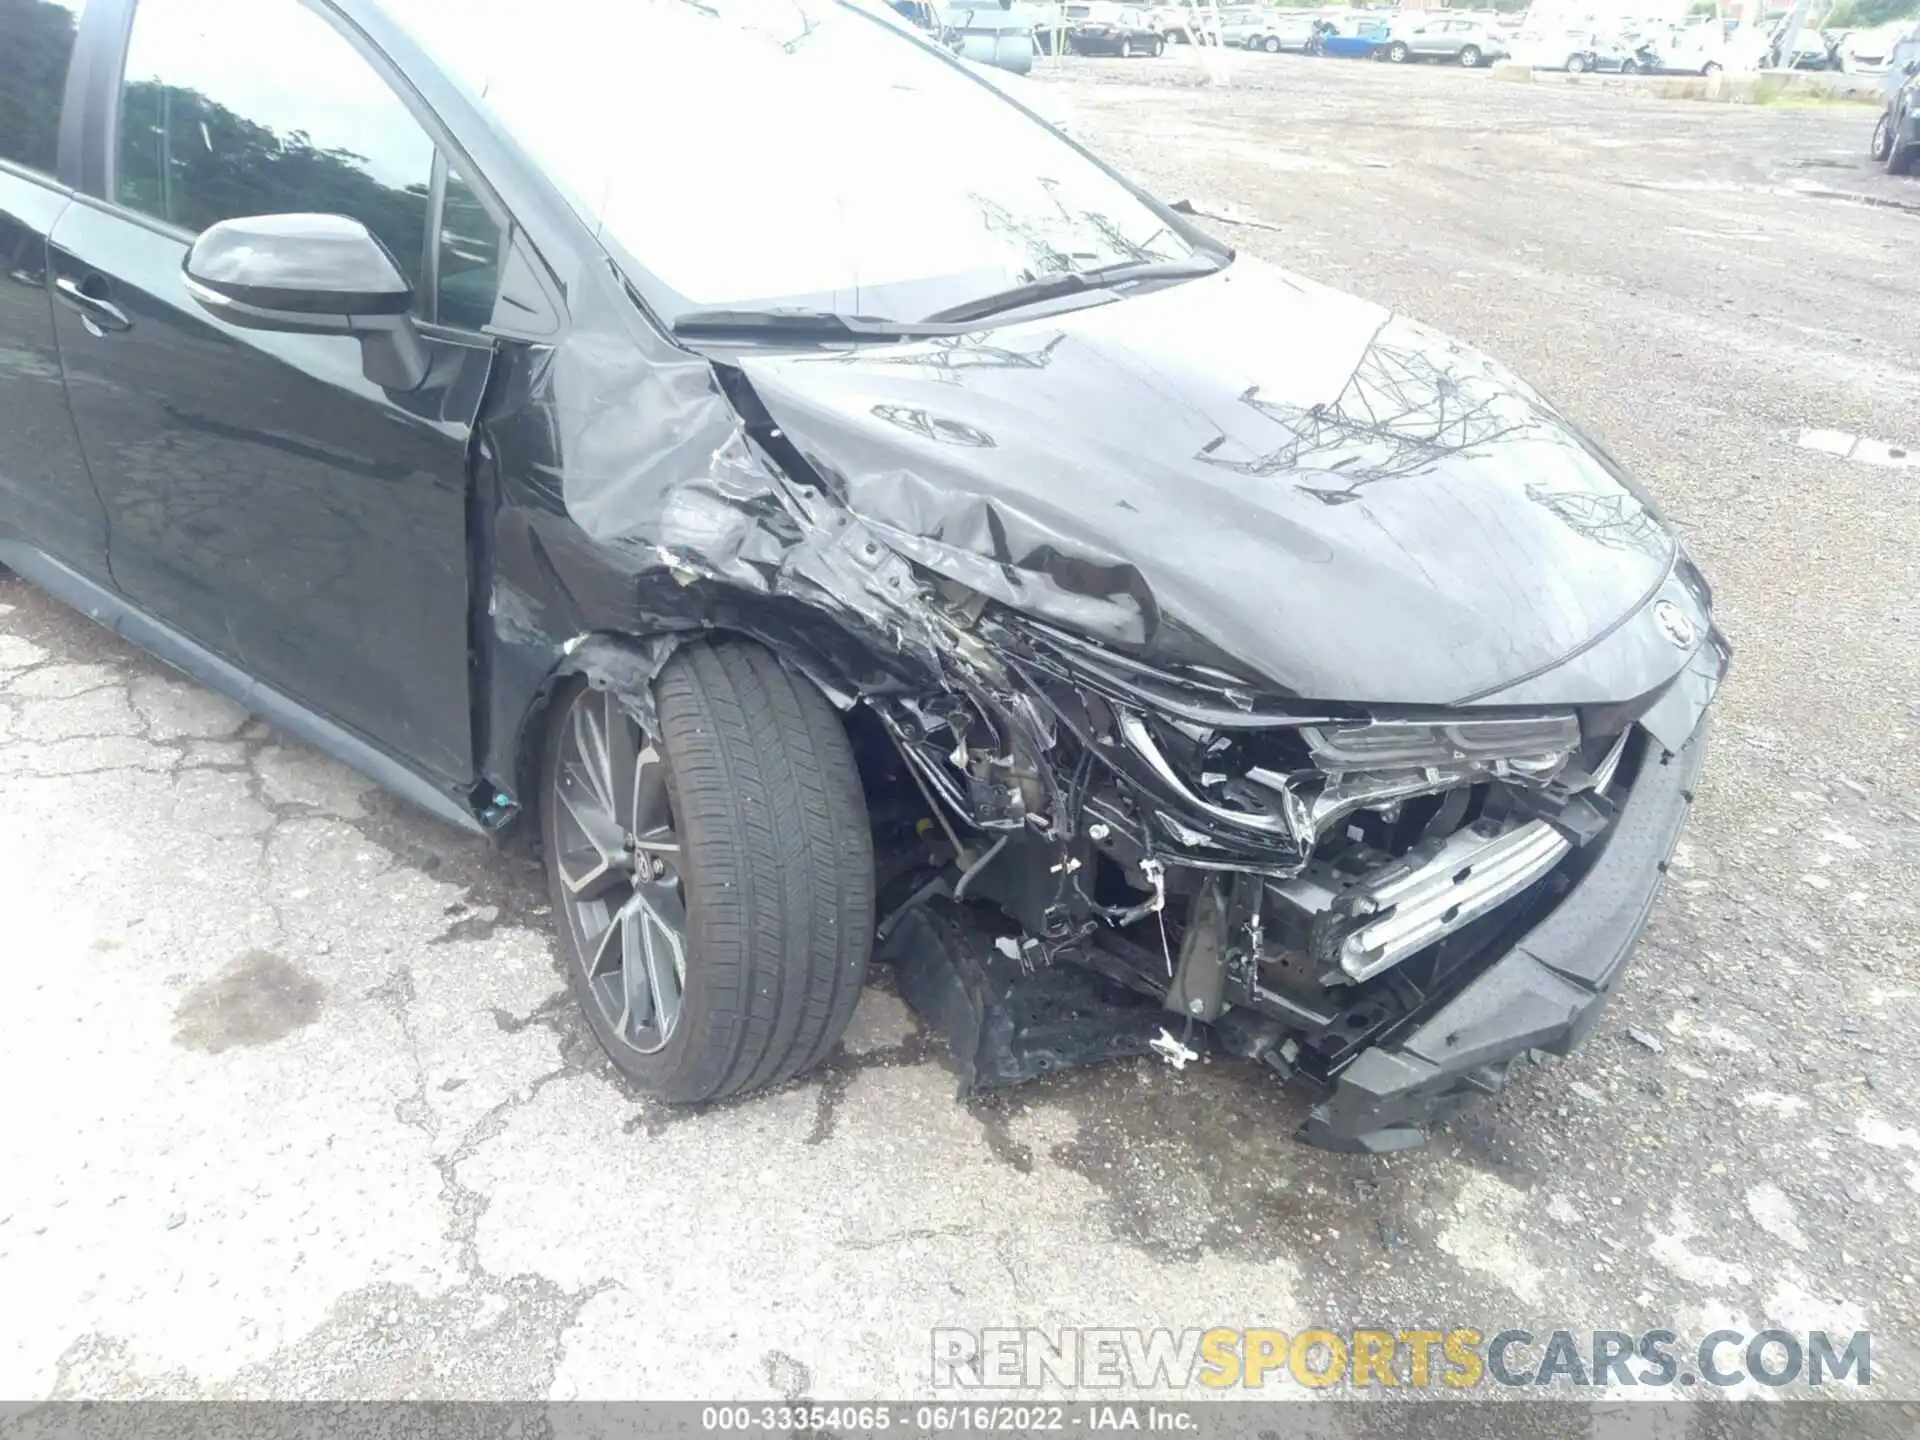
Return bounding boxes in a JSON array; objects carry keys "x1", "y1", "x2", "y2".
[
  {"x1": 0, "y1": 0, "x2": 85, "y2": 177},
  {"x1": 114, "y1": 0, "x2": 434, "y2": 289}
]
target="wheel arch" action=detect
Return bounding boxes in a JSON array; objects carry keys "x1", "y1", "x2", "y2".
[{"x1": 499, "y1": 614, "x2": 912, "y2": 838}]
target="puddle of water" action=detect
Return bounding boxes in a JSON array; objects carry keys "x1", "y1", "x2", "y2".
[{"x1": 1790, "y1": 427, "x2": 1918, "y2": 468}]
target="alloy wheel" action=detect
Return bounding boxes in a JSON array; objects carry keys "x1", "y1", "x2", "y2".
[{"x1": 550, "y1": 686, "x2": 687, "y2": 1056}]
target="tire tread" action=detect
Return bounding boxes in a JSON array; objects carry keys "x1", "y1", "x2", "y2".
[{"x1": 647, "y1": 640, "x2": 873, "y2": 1100}]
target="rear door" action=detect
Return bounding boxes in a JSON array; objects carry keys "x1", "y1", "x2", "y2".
[
  {"x1": 48, "y1": 0, "x2": 504, "y2": 785},
  {"x1": 0, "y1": 0, "x2": 111, "y2": 580}
]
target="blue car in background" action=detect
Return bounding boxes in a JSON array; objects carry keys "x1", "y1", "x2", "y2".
[{"x1": 1322, "y1": 18, "x2": 1389, "y2": 57}]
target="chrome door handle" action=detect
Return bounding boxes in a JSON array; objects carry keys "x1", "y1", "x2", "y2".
[{"x1": 54, "y1": 275, "x2": 132, "y2": 333}]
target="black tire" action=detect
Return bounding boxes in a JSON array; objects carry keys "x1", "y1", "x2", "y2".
[
  {"x1": 1621, "y1": 57, "x2": 1640, "y2": 74},
  {"x1": 1458, "y1": 44, "x2": 1481, "y2": 67},
  {"x1": 1567, "y1": 52, "x2": 1587, "y2": 72},
  {"x1": 1387, "y1": 40, "x2": 1410, "y2": 62},
  {"x1": 541, "y1": 640, "x2": 874, "y2": 1102},
  {"x1": 1120, "y1": 35, "x2": 1133, "y2": 56},
  {"x1": 1261, "y1": 34, "x2": 1281, "y2": 52},
  {"x1": 1702, "y1": 60, "x2": 1722, "y2": 75},
  {"x1": 1870, "y1": 110, "x2": 1893, "y2": 163},
  {"x1": 1151, "y1": 35, "x2": 1164, "y2": 55},
  {"x1": 1893, "y1": 134, "x2": 1918, "y2": 176}
]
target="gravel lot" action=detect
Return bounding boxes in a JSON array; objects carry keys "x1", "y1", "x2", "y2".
[{"x1": 3, "y1": 54, "x2": 1917, "y2": 1405}]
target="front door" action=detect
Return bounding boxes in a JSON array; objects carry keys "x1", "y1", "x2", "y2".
[
  {"x1": 49, "y1": 0, "x2": 503, "y2": 785},
  {"x1": 0, "y1": 0, "x2": 110, "y2": 581}
]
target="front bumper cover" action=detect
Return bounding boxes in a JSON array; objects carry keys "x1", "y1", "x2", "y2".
[{"x1": 1300, "y1": 716, "x2": 1708, "y2": 1152}]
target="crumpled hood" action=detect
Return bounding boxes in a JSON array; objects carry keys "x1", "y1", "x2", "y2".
[{"x1": 732, "y1": 257, "x2": 1692, "y2": 706}]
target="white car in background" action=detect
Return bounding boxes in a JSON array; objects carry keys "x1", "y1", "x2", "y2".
[
  {"x1": 1845, "y1": 20, "x2": 1919, "y2": 75},
  {"x1": 1232, "y1": 12, "x2": 1319, "y2": 52},
  {"x1": 1637, "y1": 21, "x2": 1749, "y2": 75},
  {"x1": 1508, "y1": 26, "x2": 1601, "y2": 69},
  {"x1": 1153, "y1": 3, "x2": 1224, "y2": 44}
]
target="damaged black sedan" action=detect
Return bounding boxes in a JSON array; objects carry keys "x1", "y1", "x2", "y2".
[{"x1": 0, "y1": 0, "x2": 1724, "y2": 1149}]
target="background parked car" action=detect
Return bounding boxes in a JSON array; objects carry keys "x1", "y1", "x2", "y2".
[
  {"x1": 944, "y1": 4, "x2": 1043, "y2": 72},
  {"x1": 1321, "y1": 16, "x2": 1390, "y2": 57},
  {"x1": 1846, "y1": 19, "x2": 1919, "y2": 74},
  {"x1": 1152, "y1": 2, "x2": 1222, "y2": 44},
  {"x1": 1771, "y1": 27, "x2": 1845, "y2": 70},
  {"x1": 1383, "y1": 15, "x2": 1508, "y2": 66},
  {"x1": 1217, "y1": 7, "x2": 1261, "y2": 46},
  {"x1": 1006, "y1": 0, "x2": 1066, "y2": 51},
  {"x1": 1509, "y1": 26, "x2": 1598, "y2": 69},
  {"x1": 1237, "y1": 13, "x2": 1319, "y2": 53},
  {"x1": 1631, "y1": 23, "x2": 1734, "y2": 74},
  {"x1": 1066, "y1": 1, "x2": 1164, "y2": 53},
  {"x1": 1871, "y1": 59, "x2": 1920, "y2": 174}
]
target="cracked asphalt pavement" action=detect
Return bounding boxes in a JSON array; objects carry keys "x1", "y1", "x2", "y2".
[{"x1": 3, "y1": 55, "x2": 1918, "y2": 1404}]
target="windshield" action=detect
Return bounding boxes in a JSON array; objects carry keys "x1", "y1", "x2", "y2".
[{"x1": 393, "y1": 0, "x2": 1204, "y2": 323}]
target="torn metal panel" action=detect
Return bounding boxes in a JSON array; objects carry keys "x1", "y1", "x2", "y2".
[
  {"x1": 884, "y1": 900, "x2": 1175, "y2": 1094},
  {"x1": 471, "y1": 260, "x2": 959, "y2": 794}
]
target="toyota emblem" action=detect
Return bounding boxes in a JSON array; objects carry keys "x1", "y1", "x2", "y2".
[{"x1": 1653, "y1": 599, "x2": 1697, "y2": 650}]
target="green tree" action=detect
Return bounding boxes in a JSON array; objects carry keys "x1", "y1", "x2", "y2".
[
  {"x1": 0, "y1": 0, "x2": 81, "y2": 174},
  {"x1": 1826, "y1": 0, "x2": 1917, "y2": 26},
  {"x1": 118, "y1": 80, "x2": 431, "y2": 285}
]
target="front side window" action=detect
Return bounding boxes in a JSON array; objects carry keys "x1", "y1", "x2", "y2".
[
  {"x1": 115, "y1": 0, "x2": 434, "y2": 291},
  {"x1": 436, "y1": 165, "x2": 502, "y2": 331},
  {"x1": 392, "y1": 0, "x2": 1206, "y2": 324},
  {"x1": 0, "y1": 0, "x2": 85, "y2": 176}
]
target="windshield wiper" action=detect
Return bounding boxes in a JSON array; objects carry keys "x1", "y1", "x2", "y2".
[
  {"x1": 922, "y1": 255, "x2": 1227, "y2": 326},
  {"x1": 670, "y1": 256, "x2": 1228, "y2": 342},
  {"x1": 670, "y1": 308, "x2": 953, "y2": 342}
]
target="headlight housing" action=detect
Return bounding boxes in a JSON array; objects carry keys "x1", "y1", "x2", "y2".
[
  {"x1": 1300, "y1": 715, "x2": 1580, "y2": 775},
  {"x1": 982, "y1": 613, "x2": 1587, "y2": 869}
]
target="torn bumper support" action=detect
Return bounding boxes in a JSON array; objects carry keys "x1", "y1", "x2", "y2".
[
  {"x1": 884, "y1": 901, "x2": 1178, "y2": 1093},
  {"x1": 1300, "y1": 719, "x2": 1707, "y2": 1153}
]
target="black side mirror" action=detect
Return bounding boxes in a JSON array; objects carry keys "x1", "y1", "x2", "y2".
[{"x1": 183, "y1": 213, "x2": 429, "y2": 391}]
